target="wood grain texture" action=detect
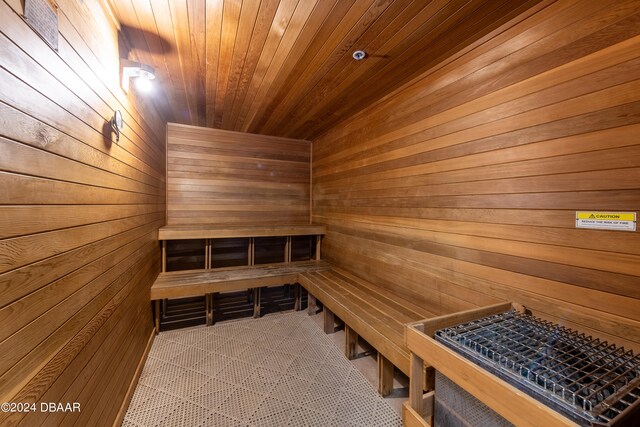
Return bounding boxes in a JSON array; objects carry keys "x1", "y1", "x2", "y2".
[
  {"x1": 311, "y1": 0, "x2": 640, "y2": 352},
  {"x1": 299, "y1": 267, "x2": 440, "y2": 376},
  {"x1": 0, "y1": 0, "x2": 165, "y2": 426},
  {"x1": 158, "y1": 224, "x2": 325, "y2": 240},
  {"x1": 166, "y1": 123, "x2": 310, "y2": 226},
  {"x1": 108, "y1": 0, "x2": 541, "y2": 138},
  {"x1": 151, "y1": 259, "x2": 330, "y2": 300}
]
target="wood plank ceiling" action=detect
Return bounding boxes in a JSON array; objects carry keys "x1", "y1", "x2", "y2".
[{"x1": 108, "y1": 0, "x2": 542, "y2": 140}]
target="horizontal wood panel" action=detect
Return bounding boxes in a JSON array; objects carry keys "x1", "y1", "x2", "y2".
[
  {"x1": 0, "y1": 219, "x2": 163, "y2": 309},
  {"x1": 0, "y1": 1, "x2": 165, "y2": 426},
  {"x1": 316, "y1": 168, "x2": 640, "y2": 199},
  {"x1": 18, "y1": 273, "x2": 151, "y2": 427},
  {"x1": 0, "y1": 137, "x2": 163, "y2": 196},
  {"x1": 166, "y1": 216, "x2": 309, "y2": 226},
  {"x1": 0, "y1": 241, "x2": 157, "y2": 381},
  {"x1": 0, "y1": 101, "x2": 164, "y2": 189},
  {"x1": 167, "y1": 156, "x2": 310, "y2": 171},
  {"x1": 312, "y1": 0, "x2": 640, "y2": 352},
  {"x1": 166, "y1": 123, "x2": 310, "y2": 226},
  {"x1": 17, "y1": 254, "x2": 156, "y2": 427},
  {"x1": 0, "y1": 231, "x2": 157, "y2": 342},
  {"x1": 314, "y1": 127, "x2": 640, "y2": 189},
  {"x1": 0, "y1": 61, "x2": 162, "y2": 182},
  {"x1": 316, "y1": 213, "x2": 640, "y2": 256},
  {"x1": 167, "y1": 178, "x2": 308, "y2": 193},
  {"x1": 314, "y1": 190, "x2": 640, "y2": 210},
  {"x1": 0, "y1": 212, "x2": 163, "y2": 274},
  {"x1": 314, "y1": 81, "x2": 640, "y2": 179},
  {"x1": 0, "y1": 204, "x2": 163, "y2": 239}
]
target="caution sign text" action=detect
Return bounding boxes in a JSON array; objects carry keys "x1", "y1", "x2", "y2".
[{"x1": 576, "y1": 212, "x2": 636, "y2": 232}]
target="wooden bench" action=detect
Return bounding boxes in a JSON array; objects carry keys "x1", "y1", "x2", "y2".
[
  {"x1": 158, "y1": 224, "x2": 326, "y2": 270},
  {"x1": 155, "y1": 224, "x2": 437, "y2": 398},
  {"x1": 298, "y1": 267, "x2": 439, "y2": 396},
  {"x1": 151, "y1": 260, "x2": 330, "y2": 333},
  {"x1": 153, "y1": 224, "x2": 327, "y2": 332}
]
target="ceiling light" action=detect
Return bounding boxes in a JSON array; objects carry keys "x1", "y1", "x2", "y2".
[
  {"x1": 352, "y1": 50, "x2": 366, "y2": 60},
  {"x1": 121, "y1": 59, "x2": 155, "y2": 94}
]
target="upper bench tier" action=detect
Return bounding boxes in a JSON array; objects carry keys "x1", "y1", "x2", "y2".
[{"x1": 158, "y1": 224, "x2": 327, "y2": 240}]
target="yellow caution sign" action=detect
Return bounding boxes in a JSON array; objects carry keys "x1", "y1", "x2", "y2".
[{"x1": 576, "y1": 212, "x2": 636, "y2": 231}]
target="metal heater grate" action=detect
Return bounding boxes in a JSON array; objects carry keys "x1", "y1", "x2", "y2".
[{"x1": 435, "y1": 311, "x2": 640, "y2": 426}]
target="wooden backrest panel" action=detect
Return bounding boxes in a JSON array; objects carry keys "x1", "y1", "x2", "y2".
[
  {"x1": 0, "y1": 0, "x2": 165, "y2": 425},
  {"x1": 166, "y1": 123, "x2": 311, "y2": 225},
  {"x1": 312, "y1": 0, "x2": 640, "y2": 352}
]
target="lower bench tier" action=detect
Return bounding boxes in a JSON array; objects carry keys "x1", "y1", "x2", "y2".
[
  {"x1": 151, "y1": 260, "x2": 331, "y2": 333},
  {"x1": 151, "y1": 260, "x2": 331, "y2": 300},
  {"x1": 151, "y1": 260, "x2": 437, "y2": 398},
  {"x1": 298, "y1": 268, "x2": 438, "y2": 397}
]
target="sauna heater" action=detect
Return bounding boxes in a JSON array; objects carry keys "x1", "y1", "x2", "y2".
[{"x1": 434, "y1": 310, "x2": 640, "y2": 426}]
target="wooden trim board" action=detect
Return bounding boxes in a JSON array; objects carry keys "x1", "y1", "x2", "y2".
[{"x1": 112, "y1": 327, "x2": 155, "y2": 427}]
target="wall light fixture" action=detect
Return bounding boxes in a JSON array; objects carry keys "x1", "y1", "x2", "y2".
[{"x1": 121, "y1": 59, "x2": 155, "y2": 94}]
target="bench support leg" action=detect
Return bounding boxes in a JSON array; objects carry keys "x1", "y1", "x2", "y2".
[
  {"x1": 323, "y1": 306, "x2": 335, "y2": 334},
  {"x1": 315, "y1": 235, "x2": 322, "y2": 260},
  {"x1": 410, "y1": 352, "x2": 424, "y2": 415},
  {"x1": 154, "y1": 300, "x2": 160, "y2": 335},
  {"x1": 294, "y1": 285, "x2": 301, "y2": 311},
  {"x1": 253, "y1": 287, "x2": 261, "y2": 318},
  {"x1": 161, "y1": 240, "x2": 166, "y2": 272},
  {"x1": 205, "y1": 294, "x2": 214, "y2": 326},
  {"x1": 307, "y1": 293, "x2": 317, "y2": 315},
  {"x1": 424, "y1": 366, "x2": 435, "y2": 391},
  {"x1": 345, "y1": 325, "x2": 358, "y2": 360},
  {"x1": 377, "y1": 353, "x2": 394, "y2": 397}
]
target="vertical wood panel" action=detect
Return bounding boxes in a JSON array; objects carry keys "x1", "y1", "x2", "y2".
[
  {"x1": 111, "y1": 0, "x2": 541, "y2": 138},
  {"x1": 0, "y1": 0, "x2": 165, "y2": 426},
  {"x1": 167, "y1": 123, "x2": 310, "y2": 225},
  {"x1": 312, "y1": 0, "x2": 640, "y2": 351}
]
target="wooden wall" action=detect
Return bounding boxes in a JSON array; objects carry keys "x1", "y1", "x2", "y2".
[
  {"x1": 167, "y1": 123, "x2": 310, "y2": 225},
  {"x1": 312, "y1": 0, "x2": 640, "y2": 352},
  {"x1": 0, "y1": 0, "x2": 165, "y2": 425}
]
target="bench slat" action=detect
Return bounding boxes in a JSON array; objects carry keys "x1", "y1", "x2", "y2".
[
  {"x1": 151, "y1": 260, "x2": 330, "y2": 300},
  {"x1": 303, "y1": 271, "x2": 410, "y2": 342},
  {"x1": 321, "y1": 269, "x2": 438, "y2": 321},
  {"x1": 315, "y1": 271, "x2": 418, "y2": 333},
  {"x1": 299, "y1": 270, "x2": 418, "y2": 375}
]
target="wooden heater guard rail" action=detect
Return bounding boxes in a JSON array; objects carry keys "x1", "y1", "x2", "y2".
[{"x1": 403, "y1": 302, "x2": 579, "y2": 427}]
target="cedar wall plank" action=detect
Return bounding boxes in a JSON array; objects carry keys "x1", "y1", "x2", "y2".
[
  {"x1": 166, "y1": 123, "x2": 310, "y2": 226},
  {"x1": 0, "y1": 0, "x2": 165, "y2": 426},
  {"x1": 312, "y1": 0, "x2": 640, "y2": 351}
]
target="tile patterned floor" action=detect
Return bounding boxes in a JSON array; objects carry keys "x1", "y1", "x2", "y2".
[{"x1": 123, "y1": 311, "x2": 403, "y2": 427}]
